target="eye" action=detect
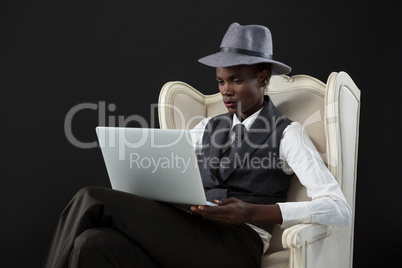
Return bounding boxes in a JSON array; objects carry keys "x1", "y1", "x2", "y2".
[
  {"x1": 232, "y1": 79, "x2": 242, "y2": 84},
  {"x1": 217, "y1": 79, "x2": 224, "y2": 86}
]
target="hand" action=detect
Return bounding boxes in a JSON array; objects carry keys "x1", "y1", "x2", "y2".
[{"x1": 190, "y1": 198, "x2": 253, "y2": 225}]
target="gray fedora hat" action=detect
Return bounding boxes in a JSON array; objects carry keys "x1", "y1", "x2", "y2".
[{"x1": 198, "y1": 22, "x2": 291, "y2": 75}]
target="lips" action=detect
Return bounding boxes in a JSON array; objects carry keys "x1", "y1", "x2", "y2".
[{"x1": 224, "y1": 100, "x2": 237, "y2": 108}]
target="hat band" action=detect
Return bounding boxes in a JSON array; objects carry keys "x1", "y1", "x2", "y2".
[{"x1": 217, "y1": 47, "x2": 273, "y2": 59}]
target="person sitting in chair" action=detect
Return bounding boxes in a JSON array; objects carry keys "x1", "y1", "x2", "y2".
[{"x1": 43, "y1": 22, "x2": 351, "y2": 268}]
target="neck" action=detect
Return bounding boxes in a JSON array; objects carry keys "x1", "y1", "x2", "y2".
[{"x1": 239, "y1": 98, "x2": 266, "y2": 121}]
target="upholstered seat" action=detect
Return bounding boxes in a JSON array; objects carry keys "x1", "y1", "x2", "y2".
[{"x1": 158, "y1": 72, "x2": 360, "y2": 268}]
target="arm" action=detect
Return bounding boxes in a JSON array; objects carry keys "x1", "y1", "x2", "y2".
[{"x1": 277, "y1": 122, "x2": 351, "y2": 228}]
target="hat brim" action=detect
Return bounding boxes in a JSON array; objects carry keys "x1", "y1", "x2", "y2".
[{"x1": 198, "y1": 51, "x2": 291, "y2": 75}]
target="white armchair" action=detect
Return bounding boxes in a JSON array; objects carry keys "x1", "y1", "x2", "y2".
[{"x1": 158, "y1": 71, "x2": 361, "y2": 268}]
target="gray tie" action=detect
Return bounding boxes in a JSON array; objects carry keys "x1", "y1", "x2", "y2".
[{"x1": 219, "y1": 124, "x2": 247, "y2": 178}]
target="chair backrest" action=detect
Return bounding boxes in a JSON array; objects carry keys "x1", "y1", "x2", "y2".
[
  {"x1": 324, "y1": 72, "x2": 360, "y2": 267},
  {"x1": 158, "y1": 72, "x2": 360, "y2": 262}
]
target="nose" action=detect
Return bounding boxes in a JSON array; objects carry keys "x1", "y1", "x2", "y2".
[{"x1": 220, "y1": 82, "x2": 233, "y2": 96}]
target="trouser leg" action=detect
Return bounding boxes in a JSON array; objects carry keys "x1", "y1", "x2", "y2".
[
  {"x1": 69, "y1": 227, "x2": 161, "y2": 267},
  {"x1": 43, "y1": 186, "x2": 262, "y2": 268}
]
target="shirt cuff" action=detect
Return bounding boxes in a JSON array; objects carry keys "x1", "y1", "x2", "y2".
[{"x1": 277, "y1": 201, "x2": 312, "y2": 229}]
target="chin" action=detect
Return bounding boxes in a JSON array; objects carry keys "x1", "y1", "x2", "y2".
[{"x1": 226, "y1": 108, "x2": 238, "y2": 114}]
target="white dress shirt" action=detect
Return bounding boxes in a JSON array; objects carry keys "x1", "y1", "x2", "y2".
[{"x1": 189, "y1": 107, "x2": 351, "y2": 253}]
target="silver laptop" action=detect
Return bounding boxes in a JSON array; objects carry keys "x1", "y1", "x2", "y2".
[{"x1": 96, "y1": 126, "x2": 215, "y2": 207}]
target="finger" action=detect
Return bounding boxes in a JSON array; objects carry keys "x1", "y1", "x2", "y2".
[
  {"x1": 212, "y1": 199, "x2": 222, "y2": 205},
  {"x1": 197, "y1": 206, "x2": 236, "y2": 219},
  {"x1": 190, "y1": 205, "x2": 199, "y2": 212},
  {"x1": 219, "y1": 197, "x2": 238, "y2": 205},
  {"x1": 190, "y1": 205, "x2": 215, "y2": 214},
  {"x1": 192, "y1": 205, "x2": 224, "y2": 216},
  {"x1": 193, "y1": 209, "x2": 228, "y2": 220}
]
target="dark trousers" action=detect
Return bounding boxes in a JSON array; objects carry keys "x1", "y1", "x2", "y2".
[{"x1": 42, "y1": 186, "x2": 263, "y2": 268}]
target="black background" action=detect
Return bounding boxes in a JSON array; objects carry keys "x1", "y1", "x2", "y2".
[{"x1": 1, "y1": 0, "x2": 400, "y2": 267}]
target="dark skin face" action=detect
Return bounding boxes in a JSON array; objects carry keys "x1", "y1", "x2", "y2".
[{"x1": 216, "y1": 65, "x2": 270, "y2": 121}]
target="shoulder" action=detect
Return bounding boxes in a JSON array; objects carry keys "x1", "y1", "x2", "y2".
[
  {"x1": 189, "y1": 117, "x2": 211, "y2": 148},
  {"x1": 189, "y1": 114, "x2": 232, "y2": 147},
  {"x1": 282, "y1": 121, "x2": 304, "y2": 139},
  {"x1": 281, "y1": 121, "x2": 322, "y2": 161},
  {"x1": 191, "y1": 117, "x2": 211, "y2": 131}
]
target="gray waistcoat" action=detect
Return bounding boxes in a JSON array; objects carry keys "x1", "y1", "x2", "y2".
[{"x1": 198, "y1": 96, "x2": 293, "y2": 233}]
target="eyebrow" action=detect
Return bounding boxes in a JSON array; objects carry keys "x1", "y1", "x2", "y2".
[{"x1": 216, "y1": 74, "x2": 242, "y2": 80}]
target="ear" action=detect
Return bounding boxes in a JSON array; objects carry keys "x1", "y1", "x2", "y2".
[{"x1": 260, "y1": 69, "x2": 271, "y2": 87}]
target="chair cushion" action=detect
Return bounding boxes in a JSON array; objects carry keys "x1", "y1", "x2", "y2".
[{"x1": 261, "y1": 249, "x2": 290, "y2": 268}]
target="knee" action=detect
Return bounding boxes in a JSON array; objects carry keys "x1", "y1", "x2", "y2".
[
  {"x1": 60, "y1": 187, "x2": 106, "y2": 218},
  {"x1": 73, "y1": 229, "x2": 104, "y2": 251},
  {"x1": 70, "y1": 229, "x2": 112, "y2": 266},
  {"x1": 72, "y1": 186, "x2": 112, "y2": 204},
  {"x1": 75, "y1": 186, "x2": 105, "y2": 198}
]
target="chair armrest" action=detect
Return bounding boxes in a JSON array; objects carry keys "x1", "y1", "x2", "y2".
[
  {"x1": 282, "y1": 223, "x2": 333, "y2": 249},
  {"x1": 281, "y1": 224, "x2": 333, "y2": 268}
]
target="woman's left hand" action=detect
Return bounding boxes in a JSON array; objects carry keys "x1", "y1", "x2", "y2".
[{"x1": 190, "y1": 197, "x2": 253, "y2": 225}]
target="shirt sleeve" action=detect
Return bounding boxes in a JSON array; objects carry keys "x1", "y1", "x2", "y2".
[
  {"x1": 277, "y1": 122, "x2": 352, "y2": 229},
  {"x1": 189, "y1": 117, "x2": 211, "y2": 150}
]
